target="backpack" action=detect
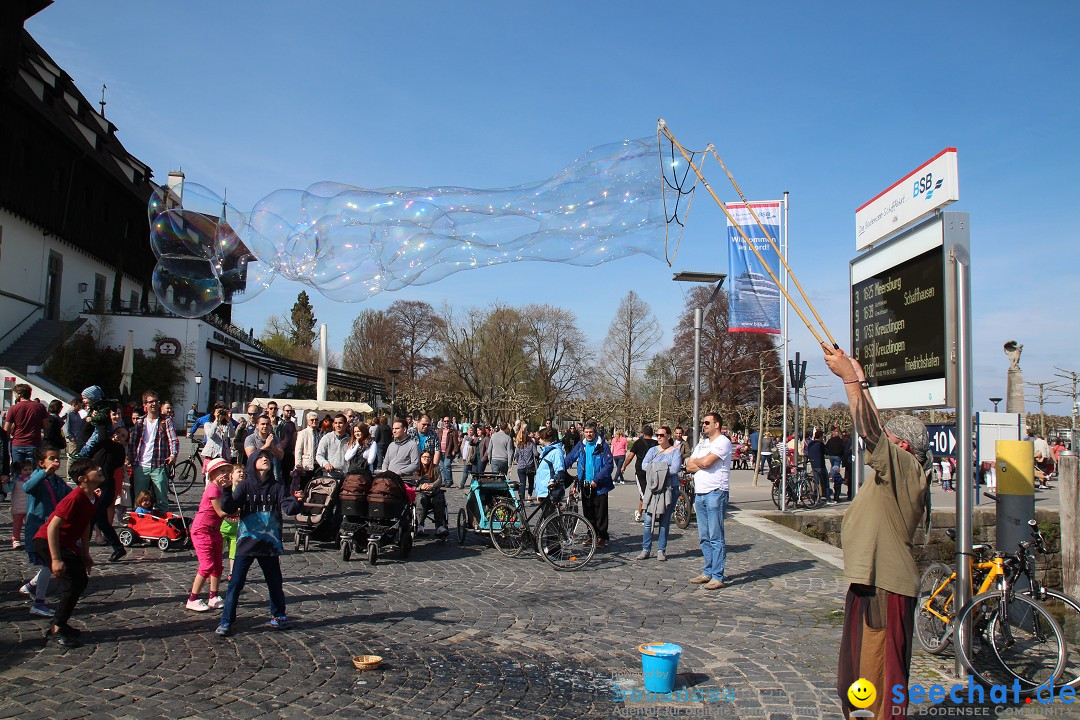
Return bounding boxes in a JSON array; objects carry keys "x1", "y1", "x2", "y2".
[{"x1": 541, "y1": 455, "x2": 573, "y2": 503}]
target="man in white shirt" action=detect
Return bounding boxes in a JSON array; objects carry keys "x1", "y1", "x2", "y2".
[{"x1": 685, "y1": 412, "x2": 732, "y2": 590}]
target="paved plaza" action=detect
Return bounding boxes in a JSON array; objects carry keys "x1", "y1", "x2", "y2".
[{"x1": 0, "y1": 459, "x2": 1058, "y2": 720}]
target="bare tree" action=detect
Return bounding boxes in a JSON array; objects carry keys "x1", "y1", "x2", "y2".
[
  {"x1": 521, "y1": 304, "x2": 591, "y2": 420},
  {"x1": 440, "y1": 303, "x2": 530, "y2": 421},
  {"x1": 601, "y1": 291, "x2": 661, "y2": 420},
  {"x1": 342, "y1": 309, "x2": 400, "y2": 383},
  {"x1": 388, "y1": 300, "x2": 444, "y2": 384},
  {"x1": 672, "y1": 285, "x2": 783, "y2": 410}
]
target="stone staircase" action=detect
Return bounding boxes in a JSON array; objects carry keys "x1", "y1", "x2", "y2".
[{"x1": 0, "y1": 317, "x2": 87, "y2": 374}]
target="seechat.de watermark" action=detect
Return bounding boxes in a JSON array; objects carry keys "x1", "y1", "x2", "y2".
[{"x1": 892, "y1": 677, "x2": 1078, "y2": 708}]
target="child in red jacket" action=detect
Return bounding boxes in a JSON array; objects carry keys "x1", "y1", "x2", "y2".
[{"x1": 31, "y1": 458, "x2": 105, "y2": 648}]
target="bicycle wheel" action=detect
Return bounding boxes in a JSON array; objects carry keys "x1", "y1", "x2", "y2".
[
  {"x1": 956, "y1": 590, "x2": 1066, "y2": 690},
  {"x1": 1019, "y1": 588, "x2": 1080, "y2": 689},
  {"x1": 914, "y1": 563, "x2": 955, "y2": 655},
  {"x1": 177, "y1": 459, "x2": 200, "y2": 494},
  {"x1": 771, "y1": 482, "x2": 781, "y2": 510},
  {"x1": 797, "y1": 474, "x2": 819, "y2": 508},
  {"x1": 538, "y1": 510, "x2": 596, "y2": 571},
  {"x1": 487, "y1": 499, "x2": 526, "y2": 558},
  {"x1": 675, "y1": 496, "x2": 691, "y2": 529}
]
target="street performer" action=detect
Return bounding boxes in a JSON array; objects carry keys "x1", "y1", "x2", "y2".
[{"x1": 824, "y1": 345, "x2": 931, "y2": 719}]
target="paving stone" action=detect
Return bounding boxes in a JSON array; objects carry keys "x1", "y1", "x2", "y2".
[{"x1": 0, "y1": 485, "x2": 868, "y2": 718}]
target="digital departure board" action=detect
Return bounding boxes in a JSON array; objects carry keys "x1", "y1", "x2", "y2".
[{"x1": 851, "y1": 246, "x2": 945, "y2": 387}]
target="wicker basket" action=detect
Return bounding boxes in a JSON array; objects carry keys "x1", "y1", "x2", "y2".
[{"x1": 352, "y1": 654, "x2": 383, "y2": 670}]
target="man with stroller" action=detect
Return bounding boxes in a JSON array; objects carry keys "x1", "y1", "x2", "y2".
[{"x1": 383, "y1": 419, "x2": 419, "y2": 476}]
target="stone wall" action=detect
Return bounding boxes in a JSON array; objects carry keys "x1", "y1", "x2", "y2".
[{"x1": 762, "y1": 508, "x2": 1063, "y2": 588}]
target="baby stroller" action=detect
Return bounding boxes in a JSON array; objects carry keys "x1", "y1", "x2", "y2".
[
  {"x1": 293, "y1": 470, "x2": 343, "y2": 552},
  {"x1": 338, "y1": 470, "x2": 413, "y2": 565}
]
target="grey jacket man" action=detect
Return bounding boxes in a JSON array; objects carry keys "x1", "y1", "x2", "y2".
[{"x1": 383, "y1": 437, "x2": 419, "y2": 476}]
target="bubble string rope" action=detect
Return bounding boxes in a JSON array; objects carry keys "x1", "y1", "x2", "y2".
[{"x1": 657, "y1": 118, "x2": 838, "y2": 350}]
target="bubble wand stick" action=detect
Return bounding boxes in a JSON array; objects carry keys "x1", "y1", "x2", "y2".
[{"x1": 657, "y1": 119, "x2": 838, "y2": 351}]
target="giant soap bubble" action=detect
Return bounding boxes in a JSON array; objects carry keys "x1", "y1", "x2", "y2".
[{"x1": 149, "y1": 137, "x2": 667, "y2": 317}]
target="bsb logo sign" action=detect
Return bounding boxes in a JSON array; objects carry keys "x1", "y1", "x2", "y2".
[
  {"x1": 855, "y1": 148, "x2": 959, "y2": 251},
  {"x1": 913, "y1": 173, "x2": 944, "y2": 200}
]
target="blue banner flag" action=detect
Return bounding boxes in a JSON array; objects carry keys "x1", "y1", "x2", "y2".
[{"x1": 726, "y1": 202, "x2": 783, "y2": 334}]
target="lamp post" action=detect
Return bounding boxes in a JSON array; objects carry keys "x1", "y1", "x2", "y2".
[
  {"x1": 989, "y1": 397, "x2": 1002, "y2": 412},
  {"x1": 194, "y1": 371, "x2": 203, "y2": 414},
  {"x1": 673, "y1": 271, "x2": 726, "y2": 445},
  {"x1": 388, "y1": 368, "x2": 401, "y2": 422},
  {"x1": 257, "y1": 377, "x2": 266, "y2": 395}
]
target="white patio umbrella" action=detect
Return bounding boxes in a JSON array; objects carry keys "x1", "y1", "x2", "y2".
[{"x1": 119, "y1": 330, "x2": 134, "y2": 398}]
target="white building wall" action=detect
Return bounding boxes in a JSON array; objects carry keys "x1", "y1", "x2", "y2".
[
  {"x1": 84, "y1": 313, "x2": 297, "y2": 418},
  {"x1": 0, "y1": 207, "x2": 146, "y2": 352}
]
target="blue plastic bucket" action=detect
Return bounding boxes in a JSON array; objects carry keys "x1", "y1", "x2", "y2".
[{"x1": 638, "y1": 642, "x2": 682, "y2": 693}]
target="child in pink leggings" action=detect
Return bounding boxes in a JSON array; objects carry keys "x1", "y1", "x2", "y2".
[{"x1": 185, "y1": 459, "x2": 231, "y2": 612}]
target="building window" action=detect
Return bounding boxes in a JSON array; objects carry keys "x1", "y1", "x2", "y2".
[
  {"x1": 93, "y1": 274, "x2": 106, "y2": 312},
  {"x1": 45, "y1": 252, "x2": 63, "y2": 320}
]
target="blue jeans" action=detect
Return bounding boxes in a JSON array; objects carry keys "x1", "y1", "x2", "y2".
[
  {"x1": 643, "y1": 487, "x2": 679, "y2": 553},
  {"x1": 11, "y1": 445, "x2": 37, "y2": 466},
  {"x1": 694, "y1": 488, "x2": 728, "y2": 582},
  {"x1": 439, "y1": 456, "x2": 454, "y2": 486},
  {"x1": 459, "y1": 460, "x2": 472, "y2": 488},
  {"x1": 221, "y1": 554, "x2": 286, "y2": 626}
]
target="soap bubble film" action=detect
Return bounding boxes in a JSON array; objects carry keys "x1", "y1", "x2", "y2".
[{"x1": 149, "y1": 137, "x2": 665, "y2": 316}]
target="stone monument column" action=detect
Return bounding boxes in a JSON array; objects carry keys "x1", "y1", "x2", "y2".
[{"x1": 1004, "y1": 341, "x2": 1026, "y2": 430}]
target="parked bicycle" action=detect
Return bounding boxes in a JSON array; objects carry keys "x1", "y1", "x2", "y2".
[
  {"x1": 168, "y1": 440, "x2": 204, "y2": 495},
  {"x1": 916, "y1": 509, "x2": 1073, "y2": 692},
  {"x1": 673, "y1": 471, "x2": 695, "y2": 529},
  {"x1": 769, "y1": 459, "x2": 818, "y2": 510},
  {"x1": 487, "y1": 488, "x2": 597, "y2": 571}
]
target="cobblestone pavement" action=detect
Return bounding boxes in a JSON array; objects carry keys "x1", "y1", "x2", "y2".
[{"x1": 0, "y1": 477, "x2": 855, "y2": 720}]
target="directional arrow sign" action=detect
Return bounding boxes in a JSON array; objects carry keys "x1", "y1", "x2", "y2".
[{"x1": 926, "y1": 423, "x2": 957, "y2": 458}]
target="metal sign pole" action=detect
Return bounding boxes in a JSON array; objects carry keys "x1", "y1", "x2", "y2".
[
  {"x1": 953, "y1": 244, "x2": 974, "y2": 679},
  {"x1": 780, "y1": 193, "x2": 790, "y2": 512}
]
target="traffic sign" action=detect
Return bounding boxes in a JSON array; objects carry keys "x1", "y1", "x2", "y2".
[{"x1": 927, "y1": 423, "x2": 957, "y2": 458}]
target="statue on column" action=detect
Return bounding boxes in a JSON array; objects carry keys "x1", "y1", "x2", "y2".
[{"x1": 1004, "y1": 341, "x2": 1025, "y2": 424}]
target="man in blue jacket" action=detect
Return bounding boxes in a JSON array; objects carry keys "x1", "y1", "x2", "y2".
[{"x1": 565, "y1": 421, "x2": 614, "y2": 547}]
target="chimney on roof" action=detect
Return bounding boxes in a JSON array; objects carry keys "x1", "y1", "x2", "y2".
[{"x1": 167, "y1": 169, "x2": 185, "y2": 207}]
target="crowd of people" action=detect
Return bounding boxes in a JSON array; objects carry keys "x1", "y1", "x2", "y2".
[{"x1": 1, "y1": 380, "x2": 746, "y2": 646}]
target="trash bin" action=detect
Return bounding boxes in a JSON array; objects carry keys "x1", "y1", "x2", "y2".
[{"x1": 638, "y1": 642, "x2": 681, "y2": 693}]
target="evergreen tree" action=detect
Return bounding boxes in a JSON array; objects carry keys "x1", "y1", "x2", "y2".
[{"x1": 290, "y1": 291, "x2": 318, "y2": 351}]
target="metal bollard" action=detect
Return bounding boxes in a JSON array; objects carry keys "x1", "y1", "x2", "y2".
[
  {"x1": 995, "y1": 440, "x2": 1035, "y2": 557},
  {"x1": 1059, "y1": 450, "x2": 1079, "y2": 598}
]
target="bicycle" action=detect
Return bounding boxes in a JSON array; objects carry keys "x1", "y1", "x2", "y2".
[
  {"x1": 917, "y1": 511, "x2": 1068, "y2": 691},
  {"x1": 487, "y1": 487, "x2": 597, "y2": 571},
  {"x1": 673, "y1": 471, "x2": 695, "y2": 529},
  {"x1": 953, "y1": 522, "x2": 1067, "y2": 691},
  {"x1": 168, "y1": 440, "x2": 204, "y2": 495},
  {"x1": 769, "y1": 460, "x2": 819, "y2": 510}
]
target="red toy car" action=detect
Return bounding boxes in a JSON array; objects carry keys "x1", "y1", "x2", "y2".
[{"x1": 118, "y1": 510, "x2": 188, "y2": 550}]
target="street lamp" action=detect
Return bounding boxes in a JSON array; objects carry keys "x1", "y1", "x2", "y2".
[
  {"x1": 257, "y1": 377, "x2": 266, "y2": 394},
  {"x1": 194, "y1": 371, "x2": 203, "y2": 413},
  {"x1": 989, "y1": 397, "x2": 1002, "y2": 412},
  {"x1": 388, "y1": 368, "x2": 401, "y2": 422},
  {"x1": 673, "y1": 271, "x2": 726, "y2": 445}
]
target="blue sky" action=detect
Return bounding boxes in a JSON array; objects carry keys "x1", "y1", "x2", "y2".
[{"x1": 29, "y1": 1, "x2": 1080, "y2": 414}]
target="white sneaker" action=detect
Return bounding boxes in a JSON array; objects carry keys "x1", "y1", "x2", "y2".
[
  {"x1": 416, "y1": 523, "x2": 427, "y2": 535},
  {"x1": 19, "y1": 582, "x2": 36, "y2": 598},
  {"x1": 207, "y1": 596, "x2": 224, "y2": 610},
  {"x1": 435, "y1": 526, "x2": 448, "y2": 536},
  {"x1": 186, "y1": 598, "x2": 210, "y2": 612}
]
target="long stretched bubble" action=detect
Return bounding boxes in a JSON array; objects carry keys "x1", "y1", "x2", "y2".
[{"x1": 149, "y1": 137, "x2": 667, "y2": 317}]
